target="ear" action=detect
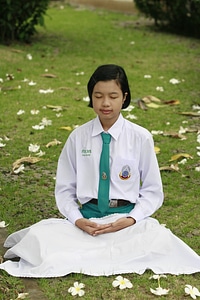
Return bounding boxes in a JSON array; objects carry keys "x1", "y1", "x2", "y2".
[{"x1": 123, "y1": 92, "x2": 128, "y2": 103}]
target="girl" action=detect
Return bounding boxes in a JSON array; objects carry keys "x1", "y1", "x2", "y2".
[{"x1": 0, "y1": 64, "x2": 199, "y2": 277}]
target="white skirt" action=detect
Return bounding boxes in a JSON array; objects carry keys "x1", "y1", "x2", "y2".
[{"x1": 0, "y1": 215, "x2": 200, "y2": 278}]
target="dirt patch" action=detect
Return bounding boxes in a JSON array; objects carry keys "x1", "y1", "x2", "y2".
[{"x1": 68, "y1": 0, "x2": 138, "y2": 14}]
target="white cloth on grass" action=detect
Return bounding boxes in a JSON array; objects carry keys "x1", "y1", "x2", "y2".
[{"x1": 0, "y1": 214, "x2": 200, "y2": 278}]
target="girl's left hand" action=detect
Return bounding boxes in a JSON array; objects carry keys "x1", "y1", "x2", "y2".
[{"x1": 93, "y1": 217, "x2": 135, "y2": 236}]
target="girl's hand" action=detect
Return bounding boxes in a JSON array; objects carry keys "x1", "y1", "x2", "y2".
[
  {"x1": 75, "y1": 218, "x2": 112, "y2": 236},
  {"x1": 75, "y1": 217, "x2": 135, "y2": 236},
  {"x1": 92, "y1": 217, "x2": 135, "y2": 236}
]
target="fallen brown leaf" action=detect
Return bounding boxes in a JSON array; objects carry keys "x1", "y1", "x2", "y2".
[
  {"x1": 13, "y1": 156, "x2": 42, "y2": 170},
  {"x1": 46, "y1": 139, "x2": 62, "y2": 148},
  {"x1": 41, "y1": 73, "x2": 57, "y2": 78}
]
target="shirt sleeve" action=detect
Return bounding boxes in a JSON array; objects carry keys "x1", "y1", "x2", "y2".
[
  {"x1": 55, "y1": 134, "x2": 84, "y2": 224},
  {"x1": 128, "y1": 133, "x2": 164, "y2": 222}
]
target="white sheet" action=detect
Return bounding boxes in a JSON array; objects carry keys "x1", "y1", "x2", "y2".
[{"x1": 0, "y1": 215, "x2": 199, "y2": 278}]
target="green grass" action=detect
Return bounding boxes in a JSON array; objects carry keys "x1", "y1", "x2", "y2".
[{"x1": 0, "y1": 1, "x2": 200, "y2": 299}]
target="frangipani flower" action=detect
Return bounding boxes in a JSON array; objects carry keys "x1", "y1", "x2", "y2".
[
  {"x1": 13, "y1": 164, "x2": 25, "y2": 174},
  {"x1": 68, "y1": 282, "x2": 85, "y2": 297},
  {"x1": 39, "y1": 88, "x2": 54, "y2": 94},
  {"x1": 35, "y1": 150, "x2": 45, "y2": 157},
  {"x1": 195, "y1": 166, "x2": 200, "y2": 172},
  {"x1": 169, "y1": 78, "x2": 180, "y2": 84},
  {"x1": 32, "y1": 125, "x2": 45, "y2": 130},
  {"x1": 156, "y1": 86, "x2": 164, "y2": 92},
  {"x1": 0, "y1": 142, "x2": 6, "y2": 147},
  {"x1": 126, "y1": 113, "x2": 137, "y2": 120},
  {"x1": 27, "y1": 53, "x2": 32, "y2": 60},
  {"x1": 123, "y1": 105, "x2": 135, "y2": 112},
  {"x1": 0, "y1": 221, "x2": 9, "y2": 228},
  {"x1": 149, "y1": 274, "x2": 167, "y2": 280},
  {"x1": 144, "y1": 74, "x2": 152, "y2": 78},
  {"x1": 185, "y1": 285, "x2": 200, "y2": 299},
  {"x1": 112, "y1": 275, "x2": 133, "y2": 289},
  {"x1": 28, "y1": 144, "x2": 40, "y2": 153},
  {"x1": 17, "y1": 110, "x2": 25, "y2": 115},
  {"x1": 16, "y1": 292, "x2": 29, "y2": 299},
  {"x1": 83, "y1": 96, "x2": 90, "y2": 102},
  {"x1": 40, "y1": 117, "x2": 52, "y2": 126},
  {"x1": 150, "y1": 287, "x2": 169, "y2": 296},
  {"x1": 28, "y1": 80, "x2": 36, "y2": 86},
  {"x1": 30, "y1": 109, "x2": 40, "y2": 115}
]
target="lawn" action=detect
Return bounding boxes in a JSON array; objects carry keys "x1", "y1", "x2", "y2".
[{"x1": 0, "y1": 1, "x2": 200, "y2": 299}]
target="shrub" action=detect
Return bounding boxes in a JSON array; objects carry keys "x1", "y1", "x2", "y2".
[
  {"x1": 134, "y1": 0, "x2": 200, "y2": 37},
  {"x1": 0, "y1": 0, "x2": 50, "y2": 43}
]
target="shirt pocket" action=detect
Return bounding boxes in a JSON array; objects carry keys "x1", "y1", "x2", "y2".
[{"x1": 111, "y1": 157, "x2": 140, "y2": 183}]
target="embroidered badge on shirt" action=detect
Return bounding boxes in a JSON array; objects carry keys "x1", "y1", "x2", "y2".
[
  {"x1": 119, "y1": 165, "x2": 131, "y2": 180},
  {"x1": 82, "y1": 149, "x2": 91, "y2": 156}
]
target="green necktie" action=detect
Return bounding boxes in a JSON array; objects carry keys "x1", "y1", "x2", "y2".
[{"x1": 98, "y1": 132, "x2": 111, "y2": 213}]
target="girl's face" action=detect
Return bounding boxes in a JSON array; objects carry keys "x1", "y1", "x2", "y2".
[{"x1": 92, "y1": 80, "x2": 126, "y2": 130}]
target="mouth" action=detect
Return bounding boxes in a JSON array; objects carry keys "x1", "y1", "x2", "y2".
[{"x1": 101, "y1": 110, "x2": 112, "y2": 115}]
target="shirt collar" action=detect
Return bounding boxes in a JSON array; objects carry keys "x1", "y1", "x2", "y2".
[{"x1": 92, "y1": 114, "x2": 124, "y2": 141}]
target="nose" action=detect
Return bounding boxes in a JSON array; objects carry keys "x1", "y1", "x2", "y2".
[{"x1": 102, "y1": 96, "x2": 110, "y2": 106}]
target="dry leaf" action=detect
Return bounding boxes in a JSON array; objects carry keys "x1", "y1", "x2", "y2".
[
  {"x1": 41, "y1": 73, "x2": 57, "y2": 78},
  {"x1": 163, "y1": 131, "x2": 186, "y2": 139},
  {"x1": 154, "y1": 146, "x2": 160, "y2": 154},
  {"x1": 60, "y1": 126, "x2": 72, "y2": 131},
  {"x1": 46, "y1": 105, "x2": 63, "y2": 110},
  {"x1": 58, "y1": 87, "x2": 70, "y2": 90},
  {"x1": 179, "y1": 112, "x2": 200, "y2": 117},
  {"x1": 163, "y1": 99, "x2": 180, "y2": 105},
  {"x1": 169, "y1": 153, "x2": 193, "y2": 162},
  {"x1": 137, "y1": 99, "x2": 148, "y2": 110},
  {"x1": 146, "y1": 103, "x2": 162, "y2": 108},
  {"x1": 160, "y1": 164, "x2": 179, "y2": 172},
  {"x1": 46, "y1": 139, "x2": 62, "y2": 148},
  {"x1": 142, "y1": 95, "x2": 161, "y2": 103},
  {"x1": 13, "y1": 156, "x2": 42, "y2": 170}
]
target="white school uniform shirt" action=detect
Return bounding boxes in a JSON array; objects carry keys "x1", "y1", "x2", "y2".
[{"x1": 55, "y1": 113, "x2": 164, "y2": 224}]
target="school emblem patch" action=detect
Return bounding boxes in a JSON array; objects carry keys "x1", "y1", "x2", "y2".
[{"x1": 119, "y1": 165, "x2": 131, "y2": 180}]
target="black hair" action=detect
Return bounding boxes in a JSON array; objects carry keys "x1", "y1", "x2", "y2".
[{"x1": 87, "y1": 64, "x2": 131, "y2": 109}]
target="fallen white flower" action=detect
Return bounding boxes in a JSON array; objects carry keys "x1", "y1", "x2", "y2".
[
  {"x1": 13, "y1": 164, "x2": 25, "y2": 174},
  {"x1": 192, "y1": 105, "x2": 200, "y2": 110},
  {"x1": 17, "y1": 109, "x2": 25, "y2": 115},
  {"x1": 169, "y1": 78, "x2": 180, "y2": 84},
  {"x1": 112, "y1": 275, "x2": 133, "y2": 289},
  {"x1": 126, "y1": 113, "x2": 137, "y2": 120},
  {"x1": 0, "y1": 221, "x2": 9, "y2": 228},
  {"x1": 28, "y1": 144, "x2": 40, "y2": 153},
  {"x1": 130, "y1": 41, "x2": 135, "y2": 45},
  {"x1": 32, "y1": 125, "x2": 45, "y2": 130},
  {"x1": 150, "y1": 287, "x2": 169, "y2": 296},
  {"x1": 35, "y1": 150, "x2": 45, "y2": 157},
  {"x1": 144, "y1": 75, "x2": 152, "y2": 78},
  {"x1": 83, "y1": 96, "x2": 90, "y2": 102},
  {"x1": 68, "y1": 282, "x2": 85, "y2": 297},
  {"x1": 179, "y1": 126, "x2": 187, "y2": 134},
  {"x1": 16, "y1": 292, "x2": 29, "y2": 299},
  {"x1": 195, "y1": 166, "x2": 200, "y2": 172},
  {"x1": 30, "y1": 109, "x2": 40, "y2": 115},
  {"x1": 197, "y1": 152, "x2": 200, "y2": 157},
  {"x1": 27, "y1": 53, "x2": 32, "y2": 60},
  {"x1": 28, "y1": 80, "x2": 36, "y2": 86},
  {"x1": 178, "y1": 158, "x2": 187, "y2": 165},
  {"x1": 197, "y1": 134, "x2": 200, "y2": 144},
  {"x1": 156, "y1": 86, "x2": 164, "y2": 92},
  {"x1": 123, "y1": 104, "x2": 135, "y2": 112},
  {"x1": 185, "y1": 285, "x2": 200, "y2": 299},
  {"x1": 151, "y1": 130, "x2": 163, "y2": 135},
  {"x1": 149, "y1": 274, "x2": 167, "y2": 280},
  {"x1": 39, "y1": 88, "x2": 54, "y2": 94},
  {"x1": 40, "y1": 117, "x2": 52, "y2": 126},
  {"x1": 0, "y1": 142, "x2": 6, "y2": 147},
  {"x1": 0, "y1": 78, "x2": 4, "y2": 83}
]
